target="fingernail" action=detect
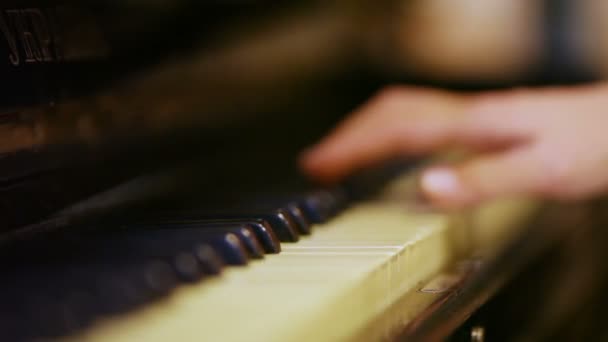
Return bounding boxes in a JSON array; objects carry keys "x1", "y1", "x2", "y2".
[{"x1": 421, "y1": 168, "x2": 461, "y2": 197}]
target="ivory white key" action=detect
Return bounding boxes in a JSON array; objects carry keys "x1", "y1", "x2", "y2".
[{"x1": 69, "y1": 194, "x2": 538, "y2": 342}]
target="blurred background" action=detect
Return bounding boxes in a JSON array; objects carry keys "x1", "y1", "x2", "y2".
[{"x1": 371, "y1": 0, "x2": 605, "y2": 85}]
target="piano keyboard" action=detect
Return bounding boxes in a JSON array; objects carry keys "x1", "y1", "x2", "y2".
[{"x1": 0, "y1": 173, "x2": 538, "y2": 342}]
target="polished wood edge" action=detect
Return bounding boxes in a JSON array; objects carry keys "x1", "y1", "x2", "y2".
[{"x1": 396, "y1": 203, "x2": 568, "y2": 341}]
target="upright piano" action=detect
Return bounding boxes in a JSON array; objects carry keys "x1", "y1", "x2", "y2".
[{"x1": 0, "y1": 1, "x2": 592, "y2": 341}]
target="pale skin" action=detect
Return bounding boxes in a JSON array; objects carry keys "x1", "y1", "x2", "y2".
[{"x1": 300, "y1": 83, "x2": 608, "y2": 208}]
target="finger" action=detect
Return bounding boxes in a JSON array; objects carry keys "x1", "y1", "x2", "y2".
[
  {"x1": 420, "y1": 147, "x2": 545, "y2": 208},
  {"x1": 300, "y1": 89, "x2": 472, "y2": 183}
]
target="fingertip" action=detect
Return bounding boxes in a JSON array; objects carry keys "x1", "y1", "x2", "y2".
[
  {"x1": 421, "y1": 167, "x2": 461, "y2": 194},
  {"x1": 298, "y1": 145, "x2": 323, "y2": 173},
  {"x1": 420, "y1": 167, "x2": 476, "y2": 208},
  {"x1": 298, "y1": 145, "x2": 338, "y2": 183}
]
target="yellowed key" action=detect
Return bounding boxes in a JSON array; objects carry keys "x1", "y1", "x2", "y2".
[
  {"x1": 68, "y1": 203, "x2": 449, "y2": 342},
  {"x1": 69, "y1": 194, "x2": 538, "y2": 342}
]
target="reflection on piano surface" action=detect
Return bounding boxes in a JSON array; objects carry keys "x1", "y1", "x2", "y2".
[{"x1": 0, "y1": 1, "x2": 572, "y2": 341}]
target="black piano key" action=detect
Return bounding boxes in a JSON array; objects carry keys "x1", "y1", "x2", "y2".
[
  {"x1": 1, "y1": 231, "x2": 226, "y2": 285},
  {"x1": 288, "y1": 190, "x2": 345, "y2": 224},
  {"x1": 187, "y1": 186, "x2": 347, "y2": 231},
  {"x1": 106, "y1": 229, "x2": 249, "y2": 265},
  {"x1": 196, "y1": 221, "x2": 281, "y2": 254},
  {"x1": 127, "y1": 220, "x2": 281, "y2": 255},
  {"x1": 0, "y1": 257, "x2": 180, "y2": 338},
  {"x1": 156, "y1": 210, "x2": 300, "y2": 242},
  {"x1": 193, "y1": 243, "x2": 225, "y2": 275},
  {"x1": 237, "y1": 201, "x2": 312, "y2": 235},
  {"x1": 188, "y1": 232, "x2": 248, "y2": 265},
  {"x1": 139, "y1": 259, "x2": 180, "y2": 293},
  {"x1": 284, "y1": 202, "x2": 312, "y2": 234},
  {"x1": 190, "y1": 226, "x2": 265, "y2": 259},
  {"x1": 230, "y1": 201, "x2": 312, "y2": 235},
  {"x1": 100, "y1": 229, "x2": 235, "y2": 268},
  {"x1": 172, "y1": 250, "x2": 203, "y2": 279},
  {"x1": 86, "y1": 264, "x2": 171, "y2": 314},
  {"x1": 142, "y1": 249, "x2": 205, "y2": 282},
  {"x1": 9, "y1": 258, "x2": 179, "y2": 303},
  {"x1": 234, "y1": 210, "x2": 299, "y2": 242},
  {"x1": 229, "y1": 222, "x2": 281, "y2": 254},
  {"x1": 72, "y1": 232, "x2": 242, "y2": 273},
  {"x1": 61, "y1": 235, "x2": 210, "y2": 282},
  {"x1": 138, "y1": 240, "x2": 223, "y2": 277},
  {"x1": 103, "y1": 237, "x2": 225, "y2": 277},
  {"x1": 122, "y1": 223, "x2": 266, "y2": 259},
  {"x1": 102, "y1": 229, "x2": 250, "y2": 266},
  {"x1": 295, "y1": 196, "x2": 327, "y2": 223},
  {"x1": 0, "y1": 232, "x2": 240, "y2": 329},
  {"x1": 213, "y1": 210, "x2": 300, "y2": 242},
  {"x1": 65, "y1": 262, "x2": 175, "y2": 323},
  {"x1": 90, "y1": 260, "x2": 178, "y2": 307}
]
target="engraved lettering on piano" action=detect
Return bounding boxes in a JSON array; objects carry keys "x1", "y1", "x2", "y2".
[
  {"x1": 0, "y1": 10, "x2": 20, "y2": 65},
  {"x1": 9, "y1": 9, "x2": 41, "y2": 63},
  {"x1": 24, "y1": 8, "x2": 55, "y2": 62},
  {"x1": 0, "y1": 8, "x2": 62, "y2": 66}
]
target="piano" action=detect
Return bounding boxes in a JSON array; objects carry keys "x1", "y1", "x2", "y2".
[{"x1": 0, "y1": 1, "x2": 596, "y2": 341}]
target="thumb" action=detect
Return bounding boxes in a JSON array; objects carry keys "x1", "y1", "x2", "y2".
[{"x1": 420, "y1": 147, "x2": 544, "y2": 208}]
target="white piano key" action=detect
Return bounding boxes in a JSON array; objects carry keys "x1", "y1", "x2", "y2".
[
  {"x1": 68, "y1": 203, "x2": 451, "y2": 342},
  {"x1": 68, "y1": 198, "x2": 539, "y2": 342}
]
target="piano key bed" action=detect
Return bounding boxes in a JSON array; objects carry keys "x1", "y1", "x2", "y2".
[{"x1": 0, "y1": 173, "x2": 539, "y2": 342}]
